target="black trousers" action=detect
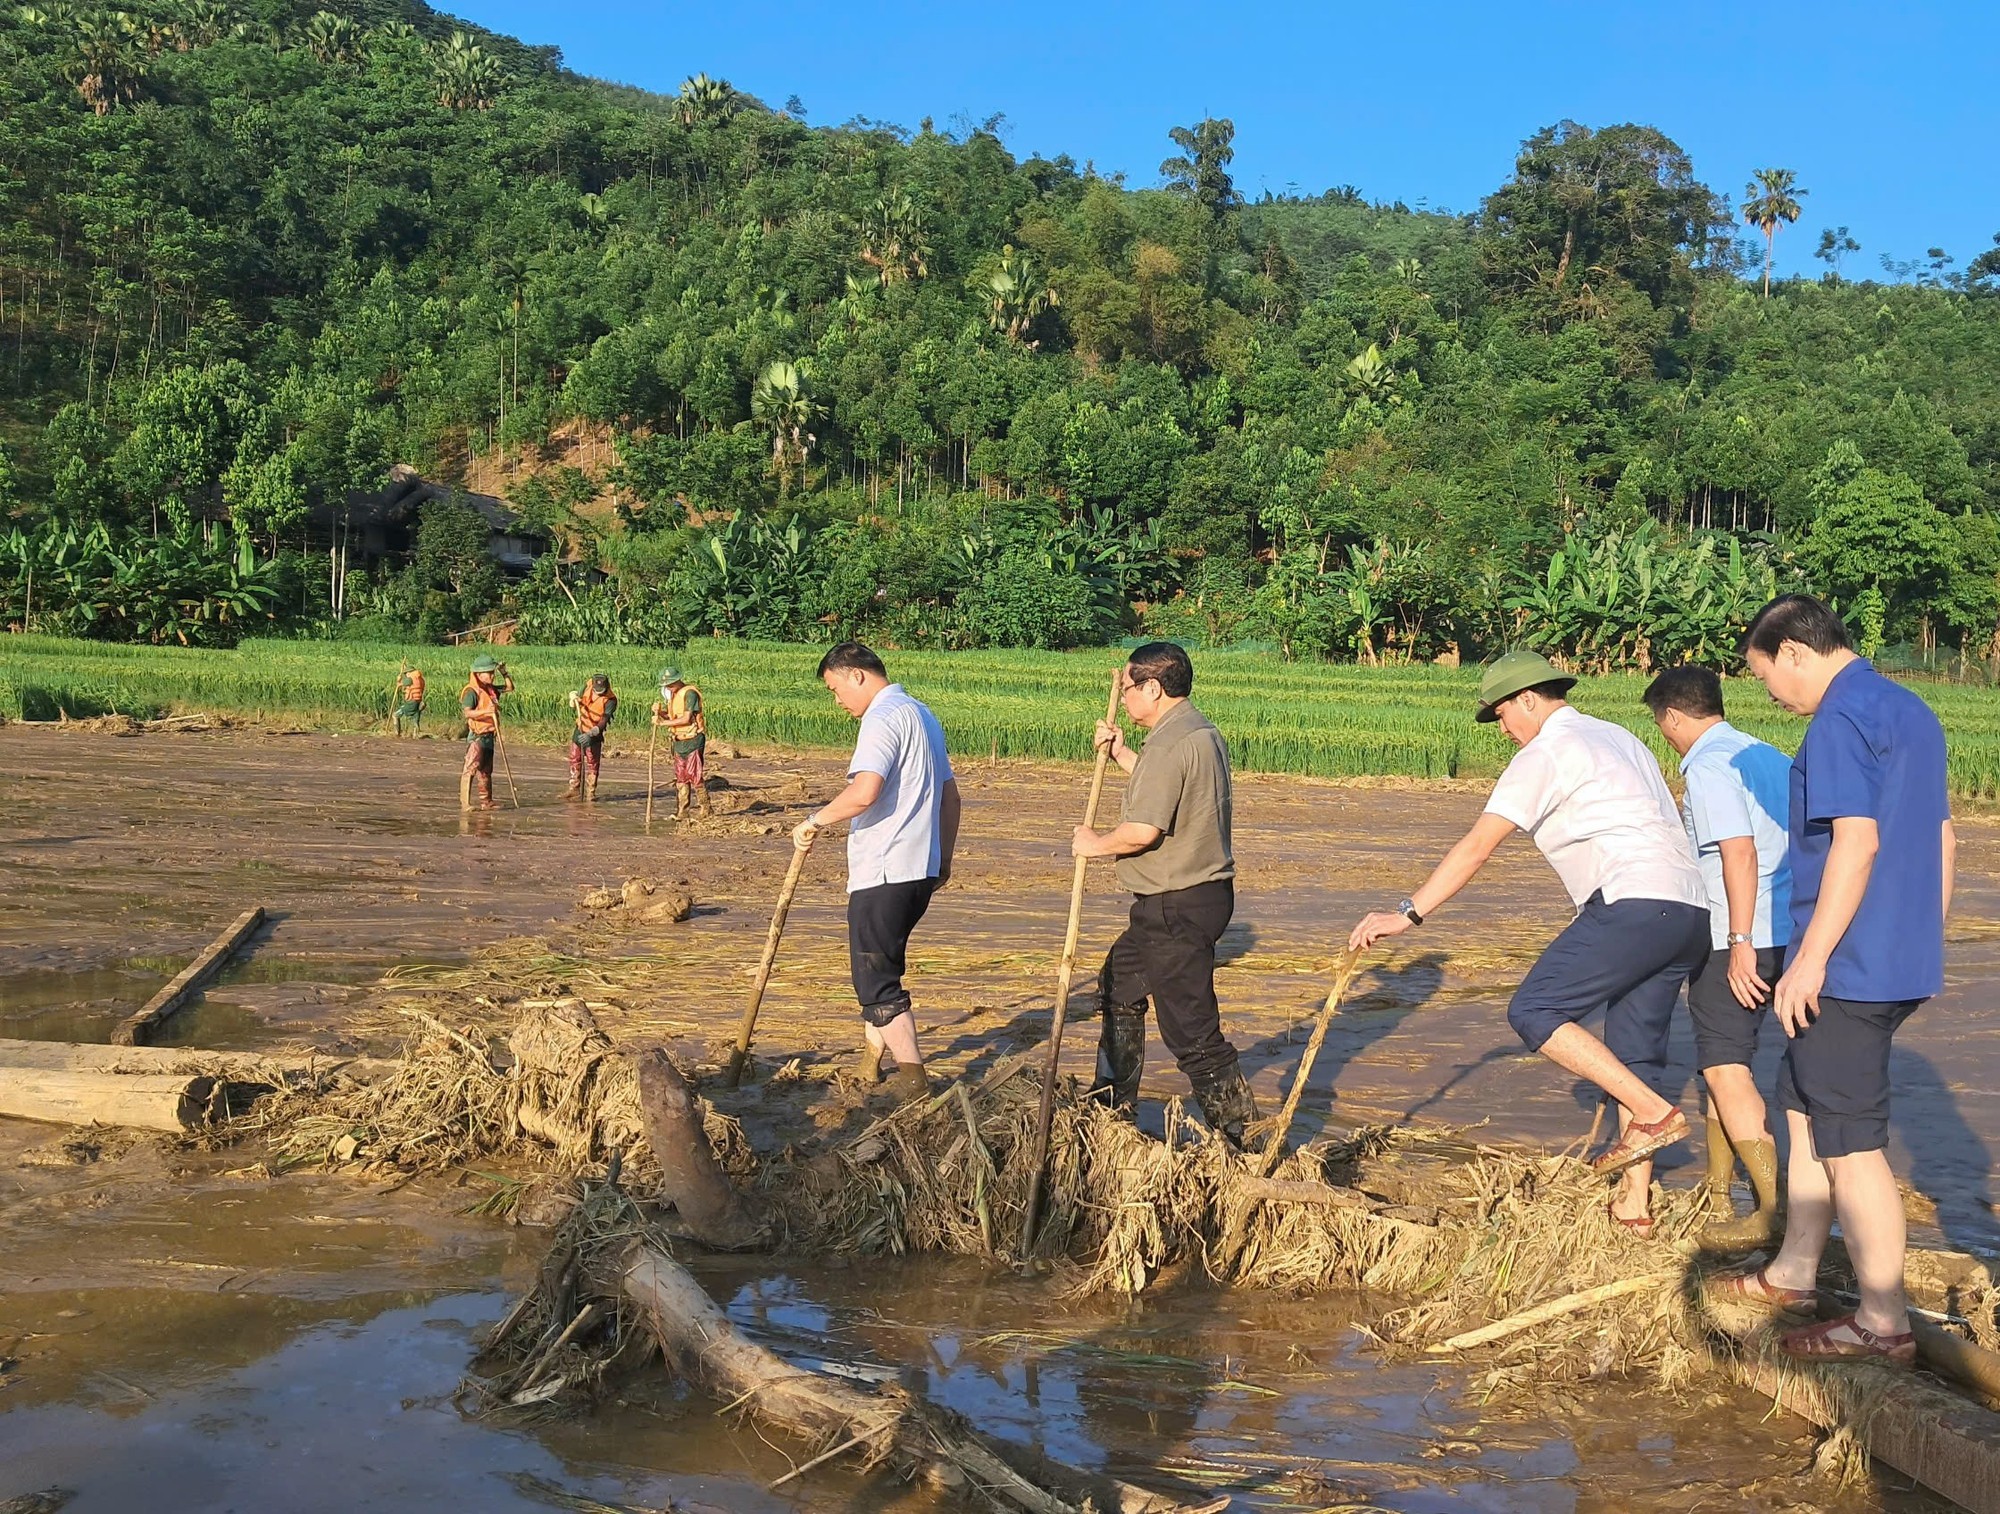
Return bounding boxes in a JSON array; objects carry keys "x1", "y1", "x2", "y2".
[
  {"x1": 1099, "y1": 879, "x2": 1239, "y2": 1083},
  {"x1": 848, "y1": 878, "x2": 938, "y2": 1026}
]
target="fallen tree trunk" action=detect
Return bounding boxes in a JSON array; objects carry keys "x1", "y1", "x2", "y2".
[
  {"x1": 0, "y1": 1068, "x2": 233, "y2": 1133},
  {"x1": 114, "y1": 906, "x2": 266, "y2": 1046},
  {"x1": 622, "y1": 1246, "x2": 1223, "y2": 1514},
  {"x1": 1708, "y1": 1293, "x2": 2000, "y2": 1514},
  {"x1": 634, "y1": 1048, "x2": 770, "y2": 1250},
  {"x1": 0, "y1": 1038, "x2": 386, "y2": 1083}
]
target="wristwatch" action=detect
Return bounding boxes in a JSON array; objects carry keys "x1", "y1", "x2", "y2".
[
  {"x1": 1397, "y1": 898, "x2": 1424, "y2": 926},
  {"x1": 1726, "y1": 932, "x2": 1753, "y2": 946}
]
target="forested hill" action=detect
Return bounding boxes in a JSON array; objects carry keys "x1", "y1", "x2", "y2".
[{"x1": 5, "y1": 1, "x2": 2000, "y2": 662}]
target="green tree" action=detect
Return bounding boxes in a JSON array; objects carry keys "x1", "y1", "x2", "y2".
[
  {"x1": 1160, "y1": 118, "x2": 1240, "y2": 223},
  {"x1": 750, "y1": 360, "x2": 822, "y2": 494}
]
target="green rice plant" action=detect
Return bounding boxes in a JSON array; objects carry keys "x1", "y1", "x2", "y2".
[{"x1": 4, "y1": 632, "x2": 1999, "y2": 800}]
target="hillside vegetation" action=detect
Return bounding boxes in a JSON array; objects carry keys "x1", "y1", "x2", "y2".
[{"x1": 4, "y1": 2, "x2": 2000, "y2": 666}]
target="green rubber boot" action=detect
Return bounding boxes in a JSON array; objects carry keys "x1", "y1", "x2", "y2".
[
  {"x1": 1703, "y1": 1115, "x2": 1738, "y2": 1209},
  {"x1": 1698, "y1": 1138, "x2": 1784, "y2": 1253}
]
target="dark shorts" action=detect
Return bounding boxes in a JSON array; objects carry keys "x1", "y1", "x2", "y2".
[
  {"x1": 1687, "y1": 945, "x2": 1787, "y2": 1070},
  {"x1": 1775, "y1": 994, "x2": 1922, "y2": 1159},
  {"x1": 396, "y1": 700, "x2": 423, "y2": 719},
  {"x1": 847, "y1": 878, "x2": 938, "y2": 1025},
  {"x1": 1099, "y1": 878, "x2": 1238, "y2": 1084},
  {"x1": 1506, "y1": 894, "x2": 1710, "y2": 1085},
  {"x1": 571, "y1": 729, "x2": 604, "y2": 750}
]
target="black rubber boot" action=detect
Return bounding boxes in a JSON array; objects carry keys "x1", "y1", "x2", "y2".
[
  {"x1": 1192, "y1": 1063, "x2": 1259, "y2": 1153},
  {"x1": 1085, "y1": 1005, "x2": 1147, "y2": 1115}
]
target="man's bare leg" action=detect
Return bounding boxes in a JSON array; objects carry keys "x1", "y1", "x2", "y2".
[
  {"x1": 1539, "y1": 1022, "x2": 1675, "y2": 1123},
  {"x1": 1762, "y1": 1109, "x2": 1834, "y2": 1290}
]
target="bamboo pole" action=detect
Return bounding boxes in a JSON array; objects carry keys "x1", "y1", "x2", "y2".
[
  {"x1": 645, "y1": 718, "x2": 659, "y2": 829},
  {"x1": 722, "y1": 837, "x2": 814, "y2": 1088},
  {"x1": 1427, "y1": 1271, "x2": 1678, "y2": 1353},
  {"x1": 492, "y1": 684, "x2": 520, "y2": 808},
  {"x1": 1252, "y1": 947, "x2": 1363, "y2": 1179},
  {"x1": 1018, "y1": 669, "x2": 1126, "y2": 1258}
]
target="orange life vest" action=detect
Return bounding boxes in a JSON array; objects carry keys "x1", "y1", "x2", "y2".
[
  {"x1": 576, "y1": 685, "x2": 613, "y2": 732},
  {"x1": 462, "y1": 679, "x2": 500, "y2": 735},
  {"x1": 663, "y1": 683, "x2": 704, "y2": 741},
  {"x1": 402, "y1": 670, "x2": 426, "y2": 702}
]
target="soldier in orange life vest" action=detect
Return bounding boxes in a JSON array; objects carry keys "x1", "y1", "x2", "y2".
[
  {"x1": 393, "y1": 666, "x2": 426, "y2": 737},
  {"x1": 565, "y1": 672, "x2": 618, "y2": 801},
  {"x1": 459, "y1": 653, "x2": 512, "y2": 810},
  {"x1": 652, "y1": 666, "x2": 710, "y2": 820}
]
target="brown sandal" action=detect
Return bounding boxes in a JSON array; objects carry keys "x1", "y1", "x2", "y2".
[
  {"x1": 1608, "y1": 1203, "x2": 1656, "y2": 1238},
  {"x1": 1708, "y1": 1266, "x2": 1818, "y2": 1316},
  {"x1": 1591, "y1": 1108, "x2": 1690, "y2": 1175},
  {"x1": 1779, "y1": 1314, "x2": 1916, "y2": 1365}
]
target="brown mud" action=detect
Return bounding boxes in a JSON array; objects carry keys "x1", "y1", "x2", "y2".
[{"x1": 0, "y1": 725, "x2": 1992, "y2": 1510}]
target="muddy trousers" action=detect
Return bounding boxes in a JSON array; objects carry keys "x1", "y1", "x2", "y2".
[
  {"x1": 461, "y1": 734, "x2": 495, "y2": 806},
  {"x1": 1095, "y1": 880, "x2": 1241, "y2": 1093},
  {"x1": 567, "y1": 735, "x2": 603, "y2": 784},
  {"x1": 848, "y1": 879, "x2": 939, "y2": 1026}
]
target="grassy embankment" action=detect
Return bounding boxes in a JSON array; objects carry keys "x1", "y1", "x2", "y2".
[{"x1": 5, "y1": 634, "x2": 2000, "y2": 797}]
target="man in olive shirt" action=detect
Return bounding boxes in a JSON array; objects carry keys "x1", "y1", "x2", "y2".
[{"x1": 1071, "y1": 642, "x2": 1255, "y2": 1147}]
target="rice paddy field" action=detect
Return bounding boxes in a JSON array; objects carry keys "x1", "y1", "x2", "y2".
[{"x1": 6, "y1": 632, "x2": 2000, "y2": 797}]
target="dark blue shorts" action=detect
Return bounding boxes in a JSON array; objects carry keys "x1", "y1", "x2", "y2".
[
  {"x1": 1687, "y1": 945, "x2": 1787, "y2": 1070},
  {"x1": 1507, "y1": 894, "x2": 1711, "y2": 1085},
  {"x1": 1775, "y1": 994, "x2": 1921, "y2": 1159}
]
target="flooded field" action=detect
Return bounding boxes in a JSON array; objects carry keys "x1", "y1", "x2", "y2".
[{"x1": 1, "y1": 723, "x2": 1992, "y2": 1511}]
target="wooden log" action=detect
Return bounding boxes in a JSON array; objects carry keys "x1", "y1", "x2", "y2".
[
  {"x1": 633, "y1": 1047, "x2": 771, "y2": 1251},
  {"x1": 0, "y1": 1068, "x2": 228, "y2": 1133},
  {"x1": 622, "y1": 1246, "x2": 1224, "y2": 1514},
  {"x1": 1709, "y1": 1293, "x2": 2000, "y2": 1514},
  {"x1": 113, "y1": 907, "x2": 266, "y2": 1046},
  {"x1": 0, "y1": 1038, "x2": 386, "y2": 1083}
]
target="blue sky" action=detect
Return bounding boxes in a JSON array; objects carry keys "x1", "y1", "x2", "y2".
[{"x1": 447, "y1": 0, "x2": 1997, "y2": 281}]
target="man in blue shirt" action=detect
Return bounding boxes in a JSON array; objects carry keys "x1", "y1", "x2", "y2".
[
  {"x1": 1644, "y1": 667, "x2": 1793, "y2": 1252},
  {"x1": 1715, "y1": 595, "x2": 1955, "y2": 1367},
  {"x1": 796, "y1": 642, "x2": 961, "y2": 1104}
]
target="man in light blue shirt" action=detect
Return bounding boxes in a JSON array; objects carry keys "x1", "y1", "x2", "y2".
[
  {"x1": 1645, "y1": 666, "x2": 1793, "y2": 1251},
  {"x1": 795, "y1": 642, "x2": 960, "y2": 1104}
]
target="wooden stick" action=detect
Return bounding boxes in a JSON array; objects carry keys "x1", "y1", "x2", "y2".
[
  {"x1": 493, "y1": 710, "x2": 520, "y2": 808},
  {"x1": 1252, "y1": 947, "x2": 1364, "y2": 1179},
  {"x1": 767, "y1": 1417, "x2": 897, "y2": 1489},
  {"x1": 1426, "y1": 1271, "x2": 1677, "y2": 1353},
  {"x1": 1018, "y1": 668, "x2": 1127, "y2": 1259},
  {"x1": 112, "y1": 907, "x2": 265, "y2": 1046},
  {"x1": 645, "y1": 718, "x2": 659, "y2": 829},
  {"x1": 722, "y1": 838, "x2": 813, "y2": 1088}
]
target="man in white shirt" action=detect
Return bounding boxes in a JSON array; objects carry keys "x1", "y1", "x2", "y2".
[
  {"x1": 1350, "y1": 651, "x2": 1711, "y2": 1232},
  {"x1": 1644, "y1": 666, "x2": 1793, "y2": 1252},
  {"x1": 794, "y1": 642, "x2": 961, "y2": 1104}
]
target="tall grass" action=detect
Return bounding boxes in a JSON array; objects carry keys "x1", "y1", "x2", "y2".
[{"x1": 4, "y1": 633, "x2": 1999, "y2": 798}]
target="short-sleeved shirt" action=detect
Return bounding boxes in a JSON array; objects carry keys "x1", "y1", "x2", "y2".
[
  {"x1": 1115, "y1": 700, "x2": 1234, "y2": 896},
  {"x1": 1679, "y1": 721, "x2": 1794, "y2": 950},
  {"x1": 1789, "y1": 659, "x2": 1949, "y2": 1000},
  {"x1": 844, "y1": 684, "x2": 955, "y2": 892},
  {"x1": 1485, "y1": 705, "x2": 1707, "y2": 911}
]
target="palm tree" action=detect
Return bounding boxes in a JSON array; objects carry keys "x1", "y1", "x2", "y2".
[
  {"x1": 859, "y1": 192, "x2": 929, "y2": 287},
  {"x1": 1742, "y1": 168, "x2": 1806, "y2": 299},
  {"x1": 492, "y1": 253, "x2": 531, "y2": 406},
  {"x1": 751, "y1": 360, "x2": 822, "y2": 494},
  {"x1": 433, "y1": 31, "x2": 503, "y2": 110},
  {"x1": 982, "y1": 245, "x2": 1058, "y2": 345},
  {"x1": 177, "y1": 0, "x2": 231, "y2": 47},
  {"x1": 676, "y1": 72, "x2": 732, "y2": 127},
  {"x1": 301, "y1": 10, "x2": 362, "y2": 65},
  {"x1": 71, "y1": 9, "x2": 147, "y2": 114}
]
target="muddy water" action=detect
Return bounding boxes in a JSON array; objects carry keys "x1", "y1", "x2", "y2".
[{"x1": 0, "y1": 725, "x2": 1989, "y2": 1510}]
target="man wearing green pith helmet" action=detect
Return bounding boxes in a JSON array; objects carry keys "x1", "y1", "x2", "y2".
[
  {"x1": 459, "y1": 653, "x2": 513, "y2": 810},
  {"x1": 652, "y1": 665, "x2": 710, "y2": 820},
  {"x1": 1348, "y1": 650, "x2": 1710, "y2": 1234}
]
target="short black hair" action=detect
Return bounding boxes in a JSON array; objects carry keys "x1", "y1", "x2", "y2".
[
  {"x1": 1743, "y1": 594, "x2": 1855, "y2": 658},
  {"x1": 1642, "y1": 666, "x2": 1724, "y2": 720},
  {"x1": 817, "y1": 641, "x2": 887, "y2": 680},
  {"x1": 1522, "y1": 679, "x2": 1572, "y2": 705},
  {"x1": 1126, "y1": 641, "x2": 1193, "y2": 699}
]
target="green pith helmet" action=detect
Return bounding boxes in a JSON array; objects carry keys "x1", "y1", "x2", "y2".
[
  {"x1": 471, "y1": 653, "x2": 501, "y2": 675},
  {"x1": 1475, "y1": 650, "x2": 1576, "y2": 723},
  {"x1": 658, "y1": 665, "x2": 684, "y2": 686},
  {"x1": 589, "y1": 672, "x2": 610, "y2": 691}
]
